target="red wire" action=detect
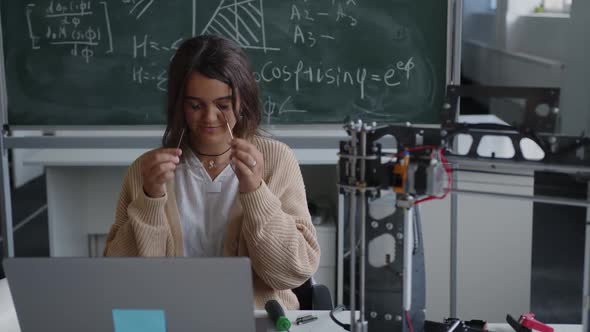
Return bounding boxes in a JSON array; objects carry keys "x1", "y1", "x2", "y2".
[
  {"x1": 392, "y1": 145, "x2": 453, "y2": 205},
  {"x1": 405, "y1": 310, "x2": 415, "y2": 332},
  {"x1": 414, "y1": 148, "x2": 453, "y2": 205}
]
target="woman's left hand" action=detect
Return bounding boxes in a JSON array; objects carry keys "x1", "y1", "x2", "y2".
[{"x1": 230, "y1": 138, "x2": 264, "y2": 193}]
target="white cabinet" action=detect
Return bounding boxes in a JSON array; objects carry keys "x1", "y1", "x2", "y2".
[
  {"x1": 409, "y1": 169, "x2": 533, "y2": 322},
  {"x1": 313, "y1": 223, "x2": 337, "y2": 300},
  {"x1": 455, "y1": 169, "x2": 533, "y2": 322}
]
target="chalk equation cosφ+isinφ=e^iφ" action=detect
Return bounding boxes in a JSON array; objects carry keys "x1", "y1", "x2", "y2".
[
  {"x1": 25, "y1": 0, "x2": 114, "y2": 63},
  {"x1": 254, "y1": 57, "x2": 416, "y2": 101}
]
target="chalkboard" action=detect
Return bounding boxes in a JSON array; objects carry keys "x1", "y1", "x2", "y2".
[{"x1": 1, "y1": 0, "x2": 447, "y2": 125}]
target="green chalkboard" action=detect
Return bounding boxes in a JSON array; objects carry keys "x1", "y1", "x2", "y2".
[{"x1": 1, "y1": 0, "x2": 447, "y2": 125}]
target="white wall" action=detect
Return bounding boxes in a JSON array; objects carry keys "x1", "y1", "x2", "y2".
[
  {"x1": 447, "y1": 0, "x2": 569, "y2": 85},
  {"x1": 560, "y1": 0, "x2": 590, "y2": 135},
  {"x1": 10, "y1": 128, "x2": 164, "y2": 188},
  {"x1": 503, "y1": 0, "x2": 538, "y2": 51},
  {"x1": 11, "y1": 131, "x2": 45, "y2": 188},
  {"x1": 461, "y1": 0, "x2": 569, "y2": 124},
  {"x1": 462, "y1": 41, "x2": 563, "y2": 88},
  {"x1": 463, "y1": 0, "x2": 590, "y2": 136},
  {"x1": 509, "y1": 14, "x2": 569, "y2": 60},
  {"x1": 463, "y1": 0, "x2": 496, "y2": 44},
  {"x1": 463, "y1": 12, "x2": 496, "y2": 45}
]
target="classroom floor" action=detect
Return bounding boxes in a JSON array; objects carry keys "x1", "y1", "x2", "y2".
[{"x1": 0, "y1": 173, "x2": 584, "y2": 324}]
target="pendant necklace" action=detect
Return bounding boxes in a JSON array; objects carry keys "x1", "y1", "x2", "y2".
[{"x1": 194, "y1": 146, "x2": 231, "y2": 170}]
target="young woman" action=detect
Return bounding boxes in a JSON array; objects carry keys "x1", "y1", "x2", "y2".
[{"x1": 104, "y1": 35, "x2": 320, "y2": 310}]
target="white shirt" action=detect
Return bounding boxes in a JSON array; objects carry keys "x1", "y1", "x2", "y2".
[{"x1": 174, "y1": 148, "x2": 239, "y2": 257}]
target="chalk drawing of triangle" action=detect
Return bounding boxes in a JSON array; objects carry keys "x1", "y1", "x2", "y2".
[{"x1": 202, "y1": 0, "x2": 279, "y2": 52}]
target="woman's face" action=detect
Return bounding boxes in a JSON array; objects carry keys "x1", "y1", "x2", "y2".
[{"x1": 183, "y1": 71, "x2": 238, "y2": 147}]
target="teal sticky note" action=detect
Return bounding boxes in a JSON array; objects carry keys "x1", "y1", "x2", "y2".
[{"x1": 112, "y1": 309, "x2": 166, "y2": 332}]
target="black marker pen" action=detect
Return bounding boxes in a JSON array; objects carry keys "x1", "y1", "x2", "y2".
[{"x1": 295, "y1": 314, "x2": 318, "y2": 325}]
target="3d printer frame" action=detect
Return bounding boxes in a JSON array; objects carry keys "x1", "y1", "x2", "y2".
[{"x1": 336, "y1": 85, "x2": 590, "y2": 332}]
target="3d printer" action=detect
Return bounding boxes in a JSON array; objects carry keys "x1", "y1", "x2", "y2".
[{"x1": 335, "y1": 85, "x2": 590, "y2": 332}]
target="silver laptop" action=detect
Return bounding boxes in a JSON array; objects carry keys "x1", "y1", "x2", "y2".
[{"x1": 3, "y1": 257, "x2": 255, "y2": 332}]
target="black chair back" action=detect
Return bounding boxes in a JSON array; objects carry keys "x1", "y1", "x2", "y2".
[{"x1": 292, "y1": 279, "x2": 333, "y2": 310}]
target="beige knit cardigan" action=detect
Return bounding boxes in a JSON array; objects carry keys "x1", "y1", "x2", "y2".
[{"x1": 103, "y1": 135, "x2": 321, "y2": 309}]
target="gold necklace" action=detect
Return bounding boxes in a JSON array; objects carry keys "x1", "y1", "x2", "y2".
[
  {"x1": 193, "y1": 146, "x2": 231, "y2": 171},
  {"x1": 204, "y1": 158, "x2": 230, "y2": 171}
]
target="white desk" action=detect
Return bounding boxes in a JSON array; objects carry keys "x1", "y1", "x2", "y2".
[
  {"x1": 0, "y1": 280, "x2": 581, "y2": 332},
  {"x1": 0, "y1": 278, "x2": 581, "y2": 332},
  {"x1": 255, "y1": 310, "x2": 582, "y2": 332},
  {"x1": 0, "y1": 279, "x2": 19, "y2": 332}
]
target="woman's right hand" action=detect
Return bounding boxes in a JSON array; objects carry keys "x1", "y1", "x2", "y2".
[{"x1": 140, "y1": 148, "x2": 182, "y2": 198}]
